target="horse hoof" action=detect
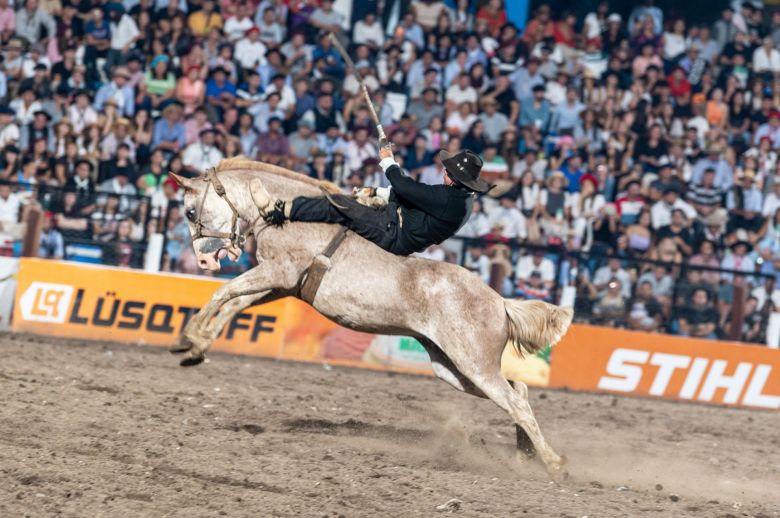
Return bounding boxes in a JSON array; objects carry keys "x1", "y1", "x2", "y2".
[
  {"x1": 547, "y1": 456, "x2": 569, "y2": 482},
  {"x1": 170, "y1": 334, "x2": 197, "y2": 354},
  {"x1": 180, "y1": 355, "x2": 205, "y2": 367}
]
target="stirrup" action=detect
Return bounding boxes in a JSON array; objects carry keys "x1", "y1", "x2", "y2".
[{"x1": 264, "y1": 199, "x2": 287, "y2": 227}]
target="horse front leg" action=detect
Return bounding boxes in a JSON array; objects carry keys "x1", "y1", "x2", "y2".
[{"x1": 171, "y1": 264, "x2": 289, "y2": 365}]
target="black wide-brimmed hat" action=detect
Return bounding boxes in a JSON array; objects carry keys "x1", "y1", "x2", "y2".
[{"x1": 439, "y1": 149, "x2": 492, "y2": 193}]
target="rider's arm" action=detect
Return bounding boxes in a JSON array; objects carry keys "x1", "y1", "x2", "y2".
[{"x1": 379, "y1": 151, "x2": 451, "y2": 215}]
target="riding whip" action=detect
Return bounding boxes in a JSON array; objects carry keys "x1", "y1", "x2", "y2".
[{"x1": 328, "y1": 32, "x2": 388, "y2": 145}]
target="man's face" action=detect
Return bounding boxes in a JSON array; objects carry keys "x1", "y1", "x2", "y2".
[
  {"x1": 638, "y1": 283, "x2": 653, "y2": 298},
  {"x1": 76, "y1": 163, "x2": 90, "y2": 177},
  {"x1": 703, "y1": 171, "x2": 715, "y2": 186},
  {"x1": 609, "y1": 258, "x2": 620, "y2": 271},
  {"x1": 692, "y1": 290, "x2": 707, "y2": 307},
  {"x1": 0, "y1": 185, "x2": 9, "y2": 198},
  {"x1": 671, "y1": 210, "x2": 684, "y2": 226}
]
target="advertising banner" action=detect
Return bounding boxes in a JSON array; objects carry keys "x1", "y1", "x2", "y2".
[
  {"x1": 549, "y1": 325, "x2": 780, "y2": 410},
  {"x1": 11, "y1": 259, "x2": 547, "y2": 385}
]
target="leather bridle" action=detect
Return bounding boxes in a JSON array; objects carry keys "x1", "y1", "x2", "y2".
[{"x1": 189, "y1": 168, "x2": 247, "y2": 250}]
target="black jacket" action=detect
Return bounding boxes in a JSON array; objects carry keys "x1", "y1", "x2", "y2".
[{"x1": 386, "y1": 165, "x2": 473, "y2": 254}]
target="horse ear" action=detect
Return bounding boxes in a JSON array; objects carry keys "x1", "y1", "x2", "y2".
[{"x1": 169, "y1": 172, "x2": 194, "y2": 190}]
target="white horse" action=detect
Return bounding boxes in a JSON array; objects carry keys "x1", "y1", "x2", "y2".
[{"x1": 170, "y1": 158, "x2": 573, "y2": 478}]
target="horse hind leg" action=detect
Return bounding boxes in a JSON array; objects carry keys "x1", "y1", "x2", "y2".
[
  {"x1": 418, "y1": 338, "x2": 486, "y2": 398},
  {"x1": 441, "y1": 339, "x2": 566, "y2": 480}
]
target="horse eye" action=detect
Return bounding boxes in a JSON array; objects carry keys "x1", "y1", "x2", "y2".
[{"x1": 186, "y1": 208, "x2": 197, "y2": 222}]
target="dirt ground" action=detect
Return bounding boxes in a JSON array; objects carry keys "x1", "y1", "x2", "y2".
[{"x1": 0, "y1": 333, "x2": 778, "y2": 518}]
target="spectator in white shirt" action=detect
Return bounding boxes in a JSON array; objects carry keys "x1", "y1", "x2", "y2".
[
  {"x1": 353, "y1": 12, "x2": 384, "y2": 50},
  {"x1": 182, "y1": 128, "x2": 224, "y2": 173},
  {"x1": 516, "y1": 250, "x2": 556, "y2": 289},
  {"x1": 488, "y1": 194, "x2": 528, "y2": 240},
  {"x1": 345, "y1": 126, "x2": 376, "y2": 172},
  {"x1": 0, "y1": 181, "x2": 21, "y2": 228},
  {"x1": 464, "y1": 244, "x2": 491, "y2": 283},
  {"x1": 235, "y1": 27, "x2": 268, "y2": 70},
  {"x1": 68, "y1": 90, "x2": 99, "y2": 134},
  {"x1": 223, "y1": 3, "x2": 254, "y2": 41},
  {"x1": 107, "y1": 4, "x2": 140, "y2": 72},
  {"x1": 753, "y1": 37, "x2": 780, "y2": 74},
  {"x1": 445, "y1": 72, "x2": 478, "y2": 112},
  {"x1": 763, "y1": 182, "x2": 780, "y2": 217},
  {"x1": 651, "y1": 186, "x2": 697, "y2": 229},
  {"x1": 0, "y1": 105, "x2": 19, "y2": 147}
]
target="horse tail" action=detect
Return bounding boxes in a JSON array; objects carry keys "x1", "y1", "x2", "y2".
[{"x1": 503, "y1": 299, "x2": 573, "y2": 356}]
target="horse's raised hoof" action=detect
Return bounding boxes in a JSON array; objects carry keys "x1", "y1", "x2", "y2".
[{"x1": 180, "y1": 355, "x2": 205, "y2": 367}]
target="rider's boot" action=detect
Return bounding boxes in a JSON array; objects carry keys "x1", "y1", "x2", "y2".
[{"x1": 250, "y1": 180, "x2": 290, "y2": 226}]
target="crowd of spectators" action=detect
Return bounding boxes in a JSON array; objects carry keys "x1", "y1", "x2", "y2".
[{"x1": 1, "y1": 0, "x2": 779, "y2": 343}]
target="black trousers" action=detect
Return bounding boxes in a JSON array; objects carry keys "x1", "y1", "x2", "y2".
[{"x1": 290, "y1": 195, "x2": 403, "y2": 254}]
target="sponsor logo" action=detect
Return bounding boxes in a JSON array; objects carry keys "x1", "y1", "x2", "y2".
[
  {"x1": 598, "y1": 348, "x2": 780, "y2": 410},
  {"x1": 19, "y1": 285, "x2": 277, "y2": 343},
  {"x1": 19, "y1": 282, "x2": 74, "y2": 324}
]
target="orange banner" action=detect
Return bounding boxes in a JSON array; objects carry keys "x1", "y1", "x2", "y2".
[
  {"x1": 549, "y1": 325, "x2": 780, "y2": 410},
  {"x1": 10, "y1": 259, "x2": 550, "y2": 384}
]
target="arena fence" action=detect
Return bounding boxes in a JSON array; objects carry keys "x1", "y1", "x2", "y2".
[{"x1": 10, "y1": 258, "x2": 779, "y2": 411}]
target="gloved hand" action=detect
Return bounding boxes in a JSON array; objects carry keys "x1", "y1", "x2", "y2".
[{"x1": 378, "y1": 144, "x2": 393, "y2": 160}]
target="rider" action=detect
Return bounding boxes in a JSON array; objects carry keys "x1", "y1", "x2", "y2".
[{"x1": 263, "y1": 145, "x2": 493, "y2": 255}]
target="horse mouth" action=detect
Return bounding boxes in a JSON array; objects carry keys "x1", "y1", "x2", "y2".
[{"x1": 216, "y1": 246, "x2": 241, "y2": 263}]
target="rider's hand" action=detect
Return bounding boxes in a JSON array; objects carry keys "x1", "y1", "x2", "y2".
[{"x1": 378, "y1": 144, "x2": 393, "y2": 160}]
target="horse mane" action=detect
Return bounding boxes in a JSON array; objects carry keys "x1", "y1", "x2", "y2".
[{"x1": 215, "y1": 156, "x2": 341, "y2": 193}]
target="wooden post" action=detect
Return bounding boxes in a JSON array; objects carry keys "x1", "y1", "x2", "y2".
[
  {"x1": 21, "y1": 206, "x2": 42, "y2": 258},
  {"x1": 488, "y1": 248, "x2": 536, "y2": 457},
  {"x1": 728, "y1": 284, "x2": 745, "y2": 341}
]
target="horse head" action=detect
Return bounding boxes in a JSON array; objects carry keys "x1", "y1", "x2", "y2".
[{"x1": 170, "y1": 171, "x2": 249, "y2": 271}]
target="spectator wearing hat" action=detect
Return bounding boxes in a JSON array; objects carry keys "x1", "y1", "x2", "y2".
[
  {"x1": 18, "y1": 62, "x2": 51, "y2": 100},
  {"x1": 152, "y1": 101, "x2": 185, "y2": 155},
  {"x1": 3, "y1": 38, "x2": 25, "y2": 81},
  {"x1": 182, "y1": 127, "x2": 223, "y2": 173},
  {"x1": 478, "y1": 97, "x2": 510, "y2": 145},
  {"x1": 94, "y1": 66, "x2": 135, "y2": 117},
  {"x1": 235, "y1": 26, "x2": 267, "y2": 71},
  {"x1": 235, "y1": 71, "x2": 264, "y2": 116},
  {"x1": 100, "y1": 117, "x2": 135, "y2": 162},
  {"x1": 317, "y1": 123, "x2": 348, "y2": 162}
]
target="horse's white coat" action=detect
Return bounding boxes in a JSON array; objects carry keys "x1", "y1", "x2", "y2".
[{"x1": 171, "y1": 159, "x2": 574, "y2": 478}]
